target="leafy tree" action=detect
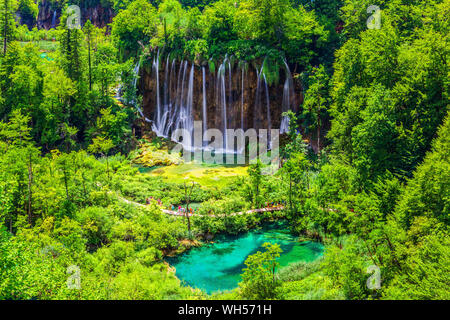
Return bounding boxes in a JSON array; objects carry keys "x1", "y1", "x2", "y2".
[
  {"x1": 0, "y1": 0, "x2": 17, "y2": 55},
  {"x1": 280, "y1": 110, "x2": 307, "y2": 160},
  {"x1": 59, "y1": 19, "x2": 85, "y2": 83},
  {"x1": 183, "y1": 180, "x2": 196, "y2": 237},
  {"x1": 247, "y1": 159, "x2": 263, "y2": 208},
  {"x1": 93, "y1": 42, "x2": 120, "y2": 100},
  {"x1": 239, "y1": 242, "x2": 282, "y2": 299},
  {"x1": 302, "y1": 65, "x2": 330, "y2": 154},
  {"x1": 395, "y1": 113, "x2": 450, "y2": 228},
  {"x1": 111, "y1": 0, "x2": 158, "y2": 59},
  {"x1": 17, "y1": 0, "x2": 37, "y2": 19},
  {"x1": 88, "y1": 135, "x2": 115, "y2": 182},
  {"x1": 84, "y1": 20, "x2": 94, "y2": 91},
  {"x1": 282, "y1": 152, "x2": 309, "y2": 220},
  {"x1": 235, "y1": 0, "x2": 290, "y2": 44}
]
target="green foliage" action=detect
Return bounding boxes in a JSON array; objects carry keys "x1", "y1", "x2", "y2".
[
  {"x1": 0, "y1": 0, "x2": 18, "y2": 54},
  {"x1": 302, "y1": 64, "x2": 330, "y2": 152},
  {"x1": 247, "y1": 159, "x2": 263, "y2": 207},
  {"x1": 239, "y1": 242, "x2": 282, "y2": 299},
  {"x1": 111, "y1": 0, "x2": 158, "y2": 59},
  {"x1": 0, "y1": 0, "x2": 449, "y2": 301},
  {"x1": 395, "y1": 115, "x2": 450, "y2": 227},
  {"x1": 18, "y1": 0, "x2": 38, "y2": 21},
  {"x1": 328, "y1": 1, "x2": 449, "y2": 181},
  {"x1": 321, "y1": 237, "x2": 373, "y2": 300}
]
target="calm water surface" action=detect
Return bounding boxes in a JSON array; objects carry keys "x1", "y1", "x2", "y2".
[{"x1": 166, "y1": 221, "x2": 323, "y2": 293}]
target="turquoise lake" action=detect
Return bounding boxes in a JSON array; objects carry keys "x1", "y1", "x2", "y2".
[{"x1": 166, "y1": 221, "x2": 324, "y2": 293}]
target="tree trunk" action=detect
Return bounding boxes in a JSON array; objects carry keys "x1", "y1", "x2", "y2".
[
  {"x1": 27, "y1": 152, "x2": 33, "y2": 225},
  {"x1": 184, "y1": 182, "x2": 195, "y2": 237},
  {"x1": 289, "y1": 175, "x2": 293, "y2": 216},
  {"x1": 88, "y1": 38, "x2": 92, "y2": 90},
  {"x1": 106, "y1": 155, "x2": 110, "y2": 182},
  {"x1": 317, "y1": 112, "x2": 321, "y2": 155},
  {"x1": 3, "y1": 0, "x2": 8, "y2": 55}
]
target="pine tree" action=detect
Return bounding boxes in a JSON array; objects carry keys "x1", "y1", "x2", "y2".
[
  {"x1": 83, "y1": 20, "x2": 94, "y2": 91},
  {"x1": 302, "y1": 65, "x2": 330, "y2": 154},
  {"x1": 59, "y1": 9, "x2": 84, "y2": 83},
  {"x1": 0, "y1": 0, "x2": 17, "y2": 55}
]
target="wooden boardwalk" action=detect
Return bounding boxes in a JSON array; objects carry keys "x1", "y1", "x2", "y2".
[
  {"x1": 162, "y1": 206, "x2": 285, "y2": 218},
  {"x1": 117, "y1": 193, "x2": 285, "y2": 218}
]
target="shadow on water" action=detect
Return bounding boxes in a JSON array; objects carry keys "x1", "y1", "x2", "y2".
[{"x1": 166, "y1": 220, "x2": 324, "y2": 294}]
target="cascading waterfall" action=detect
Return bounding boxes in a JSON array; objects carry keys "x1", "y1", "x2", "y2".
[
  {"x1": 151, "y1": 52, "x2": 163, "y2": 136},
  {"x1": 253, "y1": 65, "x2": 263, "y2": 131},
  {"x1": 150, "y1": 59, "x2": 195, "y2": 150},
  {"x1": 169, "y1": 60, "x2": 184, "y2": 135},
  {"x1": 163, "y1": 56, "x2": 169, "y2": 108},
  {"x1": 241, "y1": 66, "x2": 245, "y2": 131},
  {"x1": 221, "y1": 63, "x2": 228, "y2": 149},
  {"x1": 263, "y1": 73, "x2": 272, "y2": 148},
  {"x1": 202, "y1": 66, "x2": 207, "y2": 136},
  {"x1": 51, "y1": 11, "x2": 57, "y2": 29},
  {"x1": 227, "y1": 60, "x2": 232, "y2": 129},
  {"x1": 132, "y1": 61, "x2": 139, "y2": 88},
  {"x1": 184, "y1": 64, "x2": 195, "y2": 137},
  {"x1": 131, "y1": 60, "x2": 151, "y2": 123},
  {"x1": 216, "y1": 60, "x2": 228, "y2": 149},
  {"x1": 280, "y1": 60, "x2": 295, "y2": 134},
  {"x1": 138, "y1": 53, "x2": 298, "y2": 153}
]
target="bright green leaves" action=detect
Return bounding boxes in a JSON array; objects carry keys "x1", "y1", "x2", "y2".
[
  {"x1": 111, "y1": 0, "x2": 158, "y2": 58},
  {"x1": 239, "y1": 242, "x2": 282, "y2": 299}
]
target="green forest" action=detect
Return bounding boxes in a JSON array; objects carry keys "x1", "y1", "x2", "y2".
[{"x1": 0, "y1": 0, "x2": 448, "y2": 300}]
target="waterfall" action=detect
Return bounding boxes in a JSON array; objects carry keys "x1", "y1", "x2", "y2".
[
  {"x1": 253, "y1": 65, "x2": 263, "y2": 130},
  {"x1": 51, "y1": 11, "x2": 57, "y2": 29},
  {"x1": 152, "y1": 52, "x2": 162, "y2": 135},
  {"x1": 241, "y1": 66, "x2": 245, "y2": 131},
  {"x1": 202, "y1": 66, "x2": 207, "y2": 136},
  {"x1": 227, "y1": 60, "x2": 232, "y2": 129},
  {"x1": 142, "y1": 54, "x2": 297, "y2": 154},
  {"x1": 263, "y1": 73, "x2": 272, "y2": 148},
  {"x1": 218, "y1": 62, "x2": 228, "y2": 149},
  {"x1": 176, "y1": 63, "x2": 194, "y2": 149},
  {"x1": 180, "y1": 60, "x2": 188, "y2": 120},
  {"x1": 132, "y1": 61, "x2": 140, "y2": 88},
  {"x1": 281, "y1": 60, "x2": 295, "y2": 134},
  {"x1": 169, "y1": 60, "x2": 184, "y2": 134},
  {"x1": 163, "y1": 56, "x2": 169, "y2": 108},
  {"x1": 186, "y1": 64, "x2": 195, "y2": 137},
  {"x1": 131, "y1": 60, "x2": 151, "y2": 123},
  {"x1": 160, "y1": 56, "x2": 171, "y2": 137},
  {"x1": 149, "y1": 58, "x2": 195, "y2": 150}
]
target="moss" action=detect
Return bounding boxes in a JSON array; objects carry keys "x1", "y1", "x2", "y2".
[
  {"x1": 147, "y1": 162, "x2": 248, "y2": 188},
  {"x1": 132, "y1": 141, "x2": 183, "y2": 167}
]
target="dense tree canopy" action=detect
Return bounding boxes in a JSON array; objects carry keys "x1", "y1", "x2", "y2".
[{"x1": 0, "y1": 0, "x2": 448, "y2": 301}]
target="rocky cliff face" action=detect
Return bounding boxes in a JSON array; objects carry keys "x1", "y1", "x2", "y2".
[
  {"x1": 138, "y1": 57, "x2": 304, "y2": 141},
  {"x1": 20, "y1": 0, "x2": 115, "y2": 30},
  {"x1": 36, "y1": 0, "x2": 59, "y2": 29},
  {"x1": 79, "y1": 5, "x2": 115, "y2": 29}
]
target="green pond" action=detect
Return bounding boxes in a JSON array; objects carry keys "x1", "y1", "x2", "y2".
[{"x1": 166, "y1": 221, "x2": 324, "y2": 294}]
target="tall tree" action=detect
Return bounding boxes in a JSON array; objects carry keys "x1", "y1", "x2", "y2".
[
  {"x1": 239, "y1": 242, "x2": 282, "y2": 299},
  {"x1": 302, "y1": 65, "x2": 330, "y2": 154},
  {"x1": 248, "y1": 159, "x2": 263, "y2": 208},
  {"x1": 84, "y1": 20, "x2": 94, "y2": 91},
  {"x1": 0, "y1": 0, "x2": 17, "y2": 55},
  {"x1": 183, "y1": 181, "x2": 196, "y2": 237}
]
